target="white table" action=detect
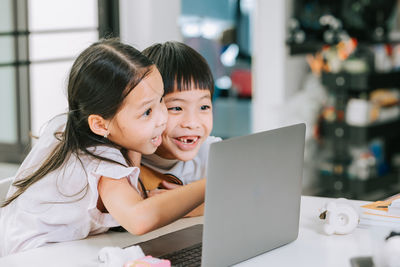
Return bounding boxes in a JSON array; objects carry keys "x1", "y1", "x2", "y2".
[{"x1": 0, "y1": 196, "x2": 392, "y2": 267}]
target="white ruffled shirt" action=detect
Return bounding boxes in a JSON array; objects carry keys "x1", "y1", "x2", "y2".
[{"x1": 0, "y1": 115, "x2": 140, "y2": 256}]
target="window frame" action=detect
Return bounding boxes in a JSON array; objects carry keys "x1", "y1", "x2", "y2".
[
  {"x1": 0, "y1": 0, "x2": 30, "y2": 163},
  {"x1": 0, "y1": 0, "x2": 119, "y2": 163}
]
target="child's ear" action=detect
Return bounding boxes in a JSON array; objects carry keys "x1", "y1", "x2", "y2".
[{"x1": 87, "y1": 114, "x2": 109, "y2": 137}]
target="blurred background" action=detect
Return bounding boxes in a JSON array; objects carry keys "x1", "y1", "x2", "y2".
[{"x1": 1, "y1": 0, "x2": 400, "y2": 201}]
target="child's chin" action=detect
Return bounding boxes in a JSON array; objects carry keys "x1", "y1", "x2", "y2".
[
  {"x1": 142, "y1": 147, "x2": 159, "y2": 155},
  {"x1": 175, "y1": 150, "x2": 198, "y2": 162}
]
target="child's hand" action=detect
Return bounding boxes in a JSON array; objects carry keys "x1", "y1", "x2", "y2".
[
  {"x1": 146, "y1": 182, "x2": 181, "y2": 197},
  {"x1": 147, "y1": 188, "x2": 166, "y2": 197},
  {"x1": 160, "y1": 181, "x2": 182, "y2": 190}
]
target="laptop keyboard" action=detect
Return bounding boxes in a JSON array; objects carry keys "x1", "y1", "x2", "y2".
[{"x1": 161, "y1": 243, "x2": 202, "y2": 267}]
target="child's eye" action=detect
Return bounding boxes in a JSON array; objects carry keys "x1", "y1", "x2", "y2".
[
  {"x1": 200, "y1": 105, "x2": 211, "y2": 111},
  {"x1": 160, "y1": 97, "x2": 163, "y2": 103},
  {"x1": 168, "y1": 107, "x2": 182, "y2": 111},
  {"x1": 143, "y1": 108, "x2": 152, "y2": 117}
]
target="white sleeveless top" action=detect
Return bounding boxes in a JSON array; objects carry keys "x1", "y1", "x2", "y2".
[{"x1": 0, "y1": 115, "x2": 140, "y2": 256}]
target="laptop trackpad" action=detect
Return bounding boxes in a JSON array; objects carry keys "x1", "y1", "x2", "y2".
[{"x1": 135, "y1": 224, "x2": 203, "y2": 258}]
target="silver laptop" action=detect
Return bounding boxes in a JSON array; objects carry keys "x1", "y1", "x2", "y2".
[{"x1": 135, "y1": 123, "x2": 306, "y2": 266}]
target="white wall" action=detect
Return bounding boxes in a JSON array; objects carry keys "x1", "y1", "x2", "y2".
[
  {"x1": 252, "y1": 0, "x2": 308, "y2": 133},
  {"x1": 119, "y1": 0, "x2": 182, "y2": 50}
]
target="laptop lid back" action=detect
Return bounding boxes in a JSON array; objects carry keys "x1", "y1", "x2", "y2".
[{"x1": 202, "y1": 123, "x2": 305, "y2": 267}]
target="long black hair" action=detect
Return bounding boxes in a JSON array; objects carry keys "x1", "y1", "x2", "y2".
[
  {"x1": 2, "y1": 39, "x2": 153, "y2": 207},
  {"x1": 142, "y1": 41, "x2": 214, "y2": 96}
]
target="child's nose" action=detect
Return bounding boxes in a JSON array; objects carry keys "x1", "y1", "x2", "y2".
[{"x1": 181, "y1": 112, "x2": 200, "y2": 129}]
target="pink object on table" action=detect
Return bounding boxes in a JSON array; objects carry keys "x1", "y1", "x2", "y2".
[{"x1": 124, "y1": 256, "x2": 170, "y2": 267}]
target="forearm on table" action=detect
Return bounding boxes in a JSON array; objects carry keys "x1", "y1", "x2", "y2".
[{"x1": 127, "y1": 179, "x2": 206, "y2": 234}]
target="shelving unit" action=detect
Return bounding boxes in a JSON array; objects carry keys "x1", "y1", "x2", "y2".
[
  {"x1": 321, "y1": 71, "x2": 400, "y2": 92},
  {"x1": 288, "y1": 39, "x2": 400, "y2": 56},
  {"x1": 316, "y1": 71, "x2": 400, "y2": 200},
  {"x1": 320, "y1": 118, "x2": 400, "y2": 146},
  {"x1": 286, "y1": 0, "x2": 400, "y2": 200}
]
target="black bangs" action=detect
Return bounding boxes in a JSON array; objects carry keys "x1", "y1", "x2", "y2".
[{"x1": 143, "y1": 41, "x2": 214, "y2": 96}]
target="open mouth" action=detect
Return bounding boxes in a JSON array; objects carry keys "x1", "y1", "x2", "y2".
[{"x1": 175, "y1": 136, "x2": 199, "y2": 145}]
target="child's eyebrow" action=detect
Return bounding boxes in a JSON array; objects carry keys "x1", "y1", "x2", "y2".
[
  {"x1": 139, "y1": 99, "x2": 154, "y2": 108},
  {"x1": 165, "y1": 97, "x2": 185, "y2": 103},
  {"x1": 166, "y1": 95, "x2": 211, "y2": 103}
]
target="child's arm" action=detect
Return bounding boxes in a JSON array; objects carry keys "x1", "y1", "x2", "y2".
[
  {"x1": 97, "y1": 176, "x2": 205, "y2": 235},
  {"x1": 157, "y1": 181, "x2": 204, "y2": 217}
]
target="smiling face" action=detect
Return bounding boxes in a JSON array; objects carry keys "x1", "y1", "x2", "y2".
[
  {"x1": 155, "y1": 88, "x2": 213, "y2": 161},
  {"x1": 107, "y1": 67, "x2": 168, "y2": 155}
]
